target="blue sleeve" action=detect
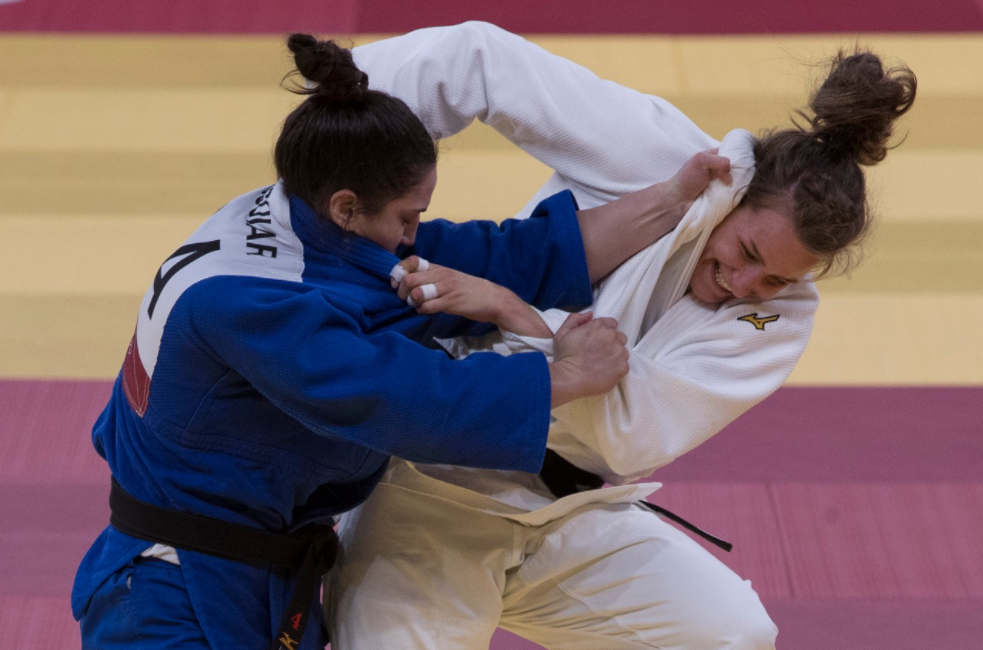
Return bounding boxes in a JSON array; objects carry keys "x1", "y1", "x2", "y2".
[
  {"x1": 188, "y1": 277, "x2": 551, "y2": 472},
  {"x1": 407, "y1": 190, "x2": 593, "y2": 312}
]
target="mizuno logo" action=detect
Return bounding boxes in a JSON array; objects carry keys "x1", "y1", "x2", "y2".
[{"x1": 737, "y1": 313, "x2": 780, "y2": 331}]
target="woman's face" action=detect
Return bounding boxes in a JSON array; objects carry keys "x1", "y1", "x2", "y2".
[
  {"x1": 348, "y1": 167, "x2": 438, "y2": 253},
  {"x1": 689, "y1": 203, "x2": 820, "y2": 305}
]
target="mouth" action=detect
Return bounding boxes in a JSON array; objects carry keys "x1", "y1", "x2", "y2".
[{"x1": 714, "y1": 264, "x2": 733, "y2": 295}]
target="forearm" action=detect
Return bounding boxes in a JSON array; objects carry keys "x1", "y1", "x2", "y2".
[
  {"x1": 493, "y1": 288, "x2": 553, "y2": 338},
  {"x1": 578, "y1": 182, "x2": 688, "y2": 283}
]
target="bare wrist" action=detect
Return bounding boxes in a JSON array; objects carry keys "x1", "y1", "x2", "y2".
[
  {"x1": 548, "y1": 360, "x2": 579, "y2": 408},
  {"x1": 495, "y1": 288, "x2": 552, "y2": 338}
]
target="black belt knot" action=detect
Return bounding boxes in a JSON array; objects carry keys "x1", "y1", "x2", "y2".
[
  {"x1": 292, "y1": 523, "x2": 339, "y2": 575},
  {"x1": 538, "y1": 449, "x2": 733, "y2": 553}
]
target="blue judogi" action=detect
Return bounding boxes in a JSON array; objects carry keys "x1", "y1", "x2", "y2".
[{"x1": 72, "y1": 183, "x2": 591, "y2": 649}]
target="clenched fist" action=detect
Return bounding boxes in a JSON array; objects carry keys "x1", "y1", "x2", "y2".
[{"x1": 549, "y1": 312, "x2": 630, "y2": 407}]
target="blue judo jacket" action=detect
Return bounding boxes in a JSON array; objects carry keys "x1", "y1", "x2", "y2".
[{"x1": 72, "y1": 182, "x2": 592, "y2": 648}]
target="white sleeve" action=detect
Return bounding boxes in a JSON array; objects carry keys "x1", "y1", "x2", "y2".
[
  {"x1": 353, "y1": 21, "x2": 718, "y2": 206},
  {"x1": 547, "y1": 283, "x2": 819, "y2": 484}
]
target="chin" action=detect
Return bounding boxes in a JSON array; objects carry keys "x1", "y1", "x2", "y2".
[
  {"x1": 689, "y1": 266, "x2": 727, "y2": 305},
  {"x1": 690, "y1": 286, "x2": 722, "y2": 305}
]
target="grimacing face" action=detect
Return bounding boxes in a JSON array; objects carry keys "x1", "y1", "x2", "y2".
[{"x1": 688, "y1": 203, "x2": 821, "y2": 305}]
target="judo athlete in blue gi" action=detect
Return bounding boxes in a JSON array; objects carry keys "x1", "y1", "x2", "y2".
[{"x1": 71, "y1": 34, "x2": 727, "y2": 650}]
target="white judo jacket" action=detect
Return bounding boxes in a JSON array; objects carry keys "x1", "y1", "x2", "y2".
[{"x1": 353, "y1": 22, "x2": 819, "y2": 520}]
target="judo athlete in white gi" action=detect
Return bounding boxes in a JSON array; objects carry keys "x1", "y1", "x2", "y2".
[{"x1": 326, "y1": 22, "x2": 917, "y2": 650}]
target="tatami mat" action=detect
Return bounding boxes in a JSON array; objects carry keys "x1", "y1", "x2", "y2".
[
  {"x1": 3, "y1": 381, "x2": 981, "y2": 650},
  {"x1": 1, "y1": 27, "x2": 981, "y2": 650},
  {"x1": 0, "y1": 597, "x2": 80, "y2": 647}
]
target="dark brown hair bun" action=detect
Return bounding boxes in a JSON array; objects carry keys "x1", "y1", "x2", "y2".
[
  {"x1": 807, "y1": 51, "x2": 917, "y2": 166},
  {"x1": 286, "y1": 33, "x2": 369, "y2": 104}
]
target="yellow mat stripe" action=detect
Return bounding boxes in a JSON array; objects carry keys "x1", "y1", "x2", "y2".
[
  {"x1": 5, "y1": 215, "x2": 981, "y2": 295},
  {"x1": 3, "y1": 292, "x2": 980, "y2": 385},
  {"x1": 2, "y1": 144, "x2": 981, "y2": 222},
  {"x1": 792, "y1": 293, "x2": 983, "y2": 385},
  {"x1": 3, "y1": 33, "x2": 983, "y2": 94},
  {"x1": 2, "y1": 33, "x2": 980, "y2": 384}
]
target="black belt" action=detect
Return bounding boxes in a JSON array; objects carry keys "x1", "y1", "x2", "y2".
[
  {"x1": 538, "y1": 449, "x2": 733, "y2": 552},
  {"x1": 109, "y1": 478, "x2": 338, "y2": 650}
]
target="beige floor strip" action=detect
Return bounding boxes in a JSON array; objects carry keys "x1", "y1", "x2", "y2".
[
  {"x1": 2, "y1": 33, "x2": 981, "y2": 384},
  {"x1": 0, "y1": 151, "x2": 275, "y2": 215},
  {"x1": 0, "y1": 90, "x2": 300, "y2": 152},
  {"x1": 0, "y1": 84, "x2": 974, "y2": 154},
  {"x1": 0, "y1": 295, "x2": 139, "y2": 379},
  {"x1": 4, "y1": 216, "x2": 980, "y2": 296},
  {"x1": 4, "y1": 215, "x2": 205, "y2": 295},
  {"x1": 3, "y1": 33, "x2": 982, "y2": 94},
  {"x1": 791, "y1": 293, "x2": 983, "y2": 385},
  {"x1": 3, "y1": 292, "x2": 981, "y2": 384},
  {"x1": 2, "y1": 143, "x2": 980, "y2": 222}
]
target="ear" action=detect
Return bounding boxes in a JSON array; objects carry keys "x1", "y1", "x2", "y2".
[{"x1": 327, "y1": 189, "x2": 360, "y2": 230}]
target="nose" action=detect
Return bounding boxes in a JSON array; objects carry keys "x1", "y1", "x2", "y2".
[
  {"x1": 729, "y1": 266, "x2": 765, "y2": 299},
  {"x1": 401, "y1": 219, "x2": 419, "y2": 247}
]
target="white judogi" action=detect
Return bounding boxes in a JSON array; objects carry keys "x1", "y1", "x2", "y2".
[{"x1": 328, "y1": 22, "x2": 819, "y2": 650}]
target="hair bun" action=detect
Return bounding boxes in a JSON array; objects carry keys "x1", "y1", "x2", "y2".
[
  {"x1": 286, "y1": 33, "x2": 369, "y2": 104},
  {"x1": 808, "y1": 50, "x2": 916, "y2": 166}
]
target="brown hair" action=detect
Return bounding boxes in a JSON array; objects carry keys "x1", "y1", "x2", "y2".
[
  {"x1": 743, "y1": 50, "x2": 917, "y2": 277},
  {"x1": 274, "y1": 34, "x2": 438, "y2": 217}
]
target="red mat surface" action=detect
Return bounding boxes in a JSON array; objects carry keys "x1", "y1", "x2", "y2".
[
  {"x1": 773, "y1": 482, "x2": 983, "y2": 599},
  {"x1": 652, "y1": 386, "x2": 983, "y2": 482},
  {"x1": 1, "y1": 380, "x2": 982, "y2": 649},
  {"x1": 0, "y1": 379, "x2": 110, "y2": 484},
  {"x1": 2, "y1": 0, "x2": 982, "y2": 33},
  {"x1": 493, "y1": 602, "x2": 983, "y2": 650}
]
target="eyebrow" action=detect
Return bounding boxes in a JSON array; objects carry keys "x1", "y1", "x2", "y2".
[{"x1": 748, "y1": 239, "x2": 798, "y2": 285}]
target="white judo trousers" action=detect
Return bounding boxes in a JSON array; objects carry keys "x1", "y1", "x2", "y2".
[
  {"x1": 327, "y1": 462, "x2": 777, "y2": 650},
  {"x1": 327, "y1": 22, "x2": 819, "y2": 649}
]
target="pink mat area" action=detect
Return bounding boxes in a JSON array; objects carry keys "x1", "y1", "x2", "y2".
[
  {"x1": 652, "y1": 386, "x2": 983, "y2": 482},
  {"x1": 0, "y1": 379, "x2": 110, "y2": 484},
  {"x1": 1, "y1": 380, "x2": 981, "y2": 649},
  {"x1": 0, "y1": 596, "x2": 81, "y2": 648},
  {"x1": 493, "y1": 601, "x2": 983, "y2": 650},
  {"x1": 1, "y1": 0, "x2": 982, "y2": 33},
  {"x1": 763, "y1": 601, "x2": 983, "y2": 650},
  {"x1": 772, "y1": 482, "x2": 983, "y2": 599}
]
